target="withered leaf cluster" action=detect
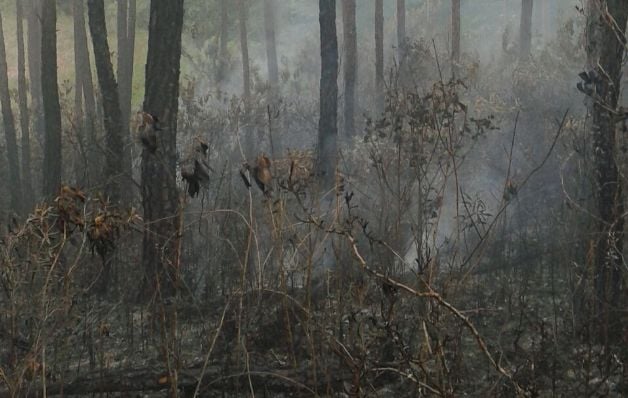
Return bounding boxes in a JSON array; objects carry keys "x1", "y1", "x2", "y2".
[
  {"x1": 4, "y1": 186, "x2": 141, "y2": 261},
  {"x1": 180, "y1": 137, "x2": 211, "y2": 198}
]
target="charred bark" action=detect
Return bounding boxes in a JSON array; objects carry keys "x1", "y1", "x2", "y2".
[
  {"x1": 73, "y1": 0, "x2": 99, "y2": 186},
  {"x1": 585, "y1": 0, "x2": 628, "y2": 344},
  {"x1": 87, "y1": 0, "x2": 125, "y2": 204},
  {"x1": 342, "y1": 0, "x2": 357, "y2": 138},
  {"x1": 264, "y1": 0, "x2": 279, "y2": 88},
  {"x1": 238, "y1": 0, "x2": 251, "y2": 102},
  {"x1": 16, "y1": 0, "x2": 33, "y2": 209},
  {"x1": 374, "y1": 0, "x2": 384, "y2": 113},
  {"x1": 41, "y1": 0, "x2": 63, "y2": 198},
  {"x1": 216, "y1": 0, "x2": 229, "y2": 85},
  {"x1": 318, "y1": 0, "x2": 338, "y2": 189},
  {"x1": 0, "y1": 8, "x2": 23, "y2": 214},
  {"x1": 117, "y1": 0, "x2": 136, "y2": 199},
  {"x1": 397, "y1": 0, "x2": 406, "y2": 61},
  {"x1": 141, "y1": 0, "x2": 184, "y2": 299},
  {"x1": 27, "y1": 0, "x2": 43, "y2": 142},
  {"x1": 452, "y1": 0, "x2": 461, "y2": 66},
  {"x1": 519, "y1": 0, "x2": 533, "y2": 59},
  {"x1": 238, "y1": 0, "x2": 253, "y2": 156}
]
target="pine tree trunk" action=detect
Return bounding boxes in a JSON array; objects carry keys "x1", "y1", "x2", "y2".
[
  {"x1": 585, "y1": 0, "x2": 628, "y2": 345},
  {"x1": 264, "y1": 0, "x2": 279, "y2": 88},
  {"x1": 116, "y1": 0, "x2": 136, "y2": 203},
  {"x1": 216, "y1": 0, "x2": 229, "y2": 85},
  {"x1": 452, "y1": 0, "x2": 461, "y2": 66},
  {"x1": 88, "y1": 0, "x2": 125, "y2": 204},
  {"x1": 238, "y1": 0, "x2": 251, "y2": 102},
  {"x1": 238, "y1": 0, "x2": 253, "y2": 156},
  {"x1": 0, "y1": 9, "x2": 23, "y2": 214},
  {"x1": 117, "y1": 0, "x2": 136, "y2": 151},
  {"x1": 541, "y1": 0, "x2": 547, "y2": 39},
  {"x1": 27, "y1": 0, "x2": 44, "y2": 142},
  {"x1": 374, "y1": 0, "x2": 384, "y2": 113},
  {"x1": 318, "y1": 0, "x2": 338, "y2": 189},
  {"x1": 41, "y1": 0, "x2": 62, "y2": 198},
  {"x1": 141, "y1": 0, "x2": 184, "y2": 299},
  {"x1": 519, "y1": 0, "x2": 533, "y2": 59},
  {"x1": 73, "y1": 0, "x2": 99, "y2": 187},
  {"x1": 73, "y1": 0, "x2": 86, "y2": 185},
  {"x1": 342, "y1": 0, "x2": 357, "y2": 137},
  {"x1": 16, "y1": 0, "x2": 33, "y2": 210},
  {"x1": 397, "y1": 0, "x2": 406, "y2": 61}
]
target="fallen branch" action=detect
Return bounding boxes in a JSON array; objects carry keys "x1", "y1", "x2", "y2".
[{"x1": 0, "y1": 364, "x2": 349, "y2": 398}]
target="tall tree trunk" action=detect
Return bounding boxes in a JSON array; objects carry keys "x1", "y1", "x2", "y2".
[
  {"x1": 541, "y1": 0, "x2": 547, "y2": 39},
  {"x1": 88, "y1": 0, "x2": 125, "y2": 204},
  {"x1": 374, "y1": 0, "x2": 384, "y2": 113},
  {"x1": 342, "y1": 0, "x2": 357, "y2": 137},
  {"x1": 16, "y1": 0, "x2": 33, "y2": 210},
  {"x1": 238, "y1": 0, "x2": 253, "y2": 156},
  {"x1": 117, "y1": 0, "x2": 128, "y2": 77},
  {"x1": 238, "y1": 0, "x2": 251, "y2": 102},
  {"x1": 41, "y1": 0, "x2": 62, "y2": 198},
  {"x1": 318, "y1": 0, "x2": 338, "y2": 189},
  {"x1": 27, "y1": 0, "x2": 44, "y2": 142},
  {"x1": 116, "y1": 0, "x2": 136, "y2": 202},
  {"x1": 117, "y1": 0, "x2": 136, "y2": 142},
  {"x1": 0, "y1": 9, "x2": 23, "y2": 214},
  {"x1": 585, "y1": 0, "x2": 628, "y2": 345},
  {"x1": 397, "y1": 0, "x2": 406, "y2": 61},
  {"x1": 88, "y1": 0, "x2": 127, "y2": 296},
  {"x1": 426, "y1": 0, "x2": 431, "y2": 33},
  {"x1": 264, "y1": 0, "x2": 279, "y2": 88},
  {"x1": 452, "y1": 0, "x2": 461, "y2": 67},
  {"x1": 519, "y1": 0, "x2": 533, "y2": 59},
  {"x1": 73, "y1": 0, "x2": 86, "y2": 184},
  {"x1": 73, "y1": 0, "x2": 99, "y2": 186},
  {"x1": 141, "y1": 0, "x2": 184, "y2": 299},
  {"x1": 216, "y1": 0, "x2": 229, "y2": 85}
]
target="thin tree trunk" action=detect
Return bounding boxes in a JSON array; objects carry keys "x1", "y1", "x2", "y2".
[
  {"x1": 88, "y1": 0, "x2": 125, "y2": 204},
  {"x1": 73, "y1": 0, "x2": 99, "y2": 186},
  {"x1": 117, "y1": 1, "x2": 128, "y2": 120},
  {"x1": 452, "y1": 0, "x2": 461, "y2": 66},
  {"x1": 88, "y1": 0, "x2": 128, "y2": 296},
  {"x1": 73, "y1": 0, "x2": 86, "y2": 185},
  {"x1": 239, "y1": 0, "x2": 251, "y2": 102},
  {"x1": 585, "y1": 0, "x2": 628, "y2": 345},
  {"x1": 117, "y1": 0, "x2": 128, "y2": 79},
  {"x1": 397, "y1": 0, "x2": 406, "y2": 61},
  {"x1": 541, "y1": 0, "x2": 547, "y2": 39},
  {"x1": 426, "y1": 0, "x2": 431, "y2": 33},
  {"x1": 0, "y1": 9, "x2": 23, "y2": 214},
  {"x1": 116, "y1": 0, "x2": 136, "y2": 203},
  {"x1": 216, "y1": 0, "x2": 229, "y2": 85},
  {"x1": 41, "y1": 0, "x2": 62, "y2": 198},
  {"x1": 141, "y1": 0, "x2": 184, "y2": 299},
  {"x1": 519, "y1": 0, "x2": 533, "y2": 59},
  {"x1": 264, "y1": 0, "x2": 279, "y2": 88},
  {"x1": 318, "y1": 0, "x2": 338, "y2": 189},
  {"x1": 16, "y1": 0, "x2": 33, "y2": 210},
  {"x1": 342, "y1": 0, "x2": 357, "y2": 137},
  {"x1": 27, "y1": 0, "x2": 43, "y2": 142},
  {"x1": 374, "y1": 0, "x2": 384, "y2": 113},
  {"x1": 117, "y1": 0, "x2": 136, "y2": 138},
  {"x1": 238, "y1": 0, "x2": 253, "y2": 156}
]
